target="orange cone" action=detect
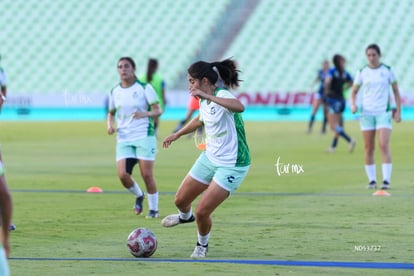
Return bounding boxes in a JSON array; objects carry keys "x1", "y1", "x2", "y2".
[
  {"x1": 87, "y1": 186, "x2": 103, "y2": 193},
  {"x1": 373, "y1": 190, "x2": 390, "y2": 196}
]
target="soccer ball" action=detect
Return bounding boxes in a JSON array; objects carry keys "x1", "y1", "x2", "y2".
[{"x1": 127, "y1": 228, "x2": 157, "y2": 257}]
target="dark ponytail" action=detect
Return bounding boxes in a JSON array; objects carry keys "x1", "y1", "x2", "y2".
[
  {"x1": 188, "y1": 58, "x2": 241, "y2": 89},
  {"x1": 146, "y1": 58, "x2": 158, "y2": 83},
  {"x1": 332, "y1": 54, "x2": 345, "y2": 74}
]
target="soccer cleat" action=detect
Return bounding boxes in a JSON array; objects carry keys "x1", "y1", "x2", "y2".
[
  {"x1": 381, "y1": 181, "x2": 390, "y2": 190},
  {"x1": 190, "y1": 243, "x2": 208, "y2": 258},
  {"x1": 161, "y1": 214, "x2": 195, "y2": 227},
  {"x1": 9, "y1": 224, "x2": 16, "y2": 231},
  {"x1": 134, "y1": 195, "x2": 144, "y2": 215},
  {"x1": 145, "y1": 210, "x2": 160, "y2": 219},
  {"x1": 349, "y1": 140, "x2": 356, "y2": 153},
  {"x1": 326, "y1": 147, "x2": 336, "y2": 153},
  {"x1": 367, "y1": 180, "x2": 377, "y2": 189}
]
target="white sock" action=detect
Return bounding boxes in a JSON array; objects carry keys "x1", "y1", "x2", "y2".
[
  {"x1": 197, "y1": 232, "x2": 210, "y2": 246},
  {"x1": 147, "y1": 192, "x2": 158, "y2": 211},
  {"x1": 179, "y1": 207, "x2": 193, "y2": 220},
  {"x1": 382, "y1": 163, "x2": 392, "y2": 183},
  {"x1": 364, "y1": 164, "x2": 376, "y2": 182},
  {"x1": 128, "y1": 182, "x2": 143, "y2": 197}
]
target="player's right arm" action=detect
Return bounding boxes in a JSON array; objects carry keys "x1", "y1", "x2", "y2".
[
  {"x1": 350, "y1": 70, "x2": 362, "y2": 114},
  {"x1": 107, "y1": 90, "x2": 116, "y2": 134},
  {"x1": 107, "y1": 110, "x2": 116, "y2": 134},
  {"x1": 350, "y1": 85, "x2": 360, "y2": 114},
  {"x1": 163, "y1": 115, "x2": 203, "y2": 148}
]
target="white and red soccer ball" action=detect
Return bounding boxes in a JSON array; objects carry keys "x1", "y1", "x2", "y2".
[{"x1": 127, "y1": 228, "x2": 157, "y2": 257}]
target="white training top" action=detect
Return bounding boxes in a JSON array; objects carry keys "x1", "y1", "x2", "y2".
[
  {"x1": 354, "y1": 63, "x2": 397, "y2": 115},
  {"x1": 199, "y1": 88, "x2": 250, "y2": 167},
  {"x1": 108, "y1": 80, "x2": 159, "y2": 142}
]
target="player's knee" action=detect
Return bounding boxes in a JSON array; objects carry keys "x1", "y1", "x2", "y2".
[
  {"x1": 364, "y1": 143, "x2": 375, "y2": 155},
  {"x1": 174, "y1": 195, "x2": 185, "y2": 209},
  {"x1": 140, "y1": 171, "x2": 153, "y2": 182},
  {"x1": 118, "y1": 171, "x2": 130, "y2": 182},
  {"x1": 378, "y1": 142, "x2": 389, "y2": 154},
  {"x1": 194, "y1": 208, "x2": 210, "y2": 221}
]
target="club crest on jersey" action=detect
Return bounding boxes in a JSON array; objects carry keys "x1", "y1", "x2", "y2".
[
  {"x1": 133, "y1": 91, "x2": 138, "y2": 98},
  {"x1": 210, "y1": 106, "x2": 216, "y2": 115}
]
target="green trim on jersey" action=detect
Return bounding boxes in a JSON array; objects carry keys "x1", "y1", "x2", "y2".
[
  {"x1": 381, "y1": 63, "x2": 391, "y2": 70},
  {"x1": 358, "y1": 64, "x2": 369, "y2": 72},
  {"x1": 381, "y1": 64, "x2": 398, "y2": 85},
  {"x1": 234, "y1": 112, "x2": 251, "y2": 166},
  {"x1": 136, "y1": 79, "x2": 147, "y2": 88},
  {"x1": 147, "y1": 106, "x2": 156, "y2": 136},
  {"x1": 381, "y1": 63, "x2": 394, "y2": 112}
]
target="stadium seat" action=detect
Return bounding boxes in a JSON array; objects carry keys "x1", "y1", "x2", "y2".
[{"x1": 1, "y1": 0, "x2": 413, "y2": 95}]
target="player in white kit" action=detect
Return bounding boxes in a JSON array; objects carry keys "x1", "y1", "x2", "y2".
[
  {"x1": 0, "y1": 149, "x2": 12, "y2": 276},
  {"x1": 350, "y1": 44, "x2": 402, "y2": 190},
  {"x1": 107, "y1": 57, "x2": 162, "y2": 218},
  {"x1": 161, "y1": 59, "x2": 250, "y2": 258}
]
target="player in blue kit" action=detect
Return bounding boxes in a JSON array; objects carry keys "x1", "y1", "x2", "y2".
[
  {"x1": 161, "y1": 59, "x2": 250, "y2": 258},
  {"x1": 324, "y1": 54, "x2": 356, "y2": 153},
  {"x1": 107, "y1": 57, "x2": 162, "y2": 218}
]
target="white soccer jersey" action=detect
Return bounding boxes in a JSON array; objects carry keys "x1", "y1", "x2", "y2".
[
  {"x1": 108, "y1": 80, "x2": 159, "y2": 142},
  {"x1": 199, "y1": 88, "x2": 250, "y2": 167},
  {"x1": 354, "y1": 64, "x2": 396, "y2": 115}
]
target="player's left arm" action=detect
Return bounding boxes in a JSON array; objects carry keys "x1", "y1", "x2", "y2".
[
  {"x1": 191, "y1": 88, "x2": 244, "y2": 113},
  {"x1": 132, "y1": 102, "x2": 162, "y2": 119},
  {"x1": 206, "y1": 95, "x2": 244, "y2": 113},
  {"x1": 391, "y1": 82, "x2": 401, "y2": 122}
]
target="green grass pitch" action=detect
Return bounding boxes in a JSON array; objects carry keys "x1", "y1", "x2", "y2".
[{"x1": 1, "y1": 119, "x2": 413, "y2": 275}]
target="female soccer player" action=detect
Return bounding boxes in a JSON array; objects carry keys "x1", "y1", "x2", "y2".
[
  {"x1": 350, "y1": 44, "x2": 401, "y2": 189},
  {"x1": 307, "y1": 59, "x2": 330, "y2": 134},
  {"x1": 325, "y1": 54, "x2": 356, "y2": 152},
  {"x1": 0, "y1": 149, "x2": 12, "y2": 276},
  {"x1": 139, "y1": 58, "x2": 166, "y2": 131},
  {"x1": 161, "y1": 59, "x2": 250, "y2": 258},
  {"x1": 107, "y1": 57, "x2": 162, "y2": 218}
]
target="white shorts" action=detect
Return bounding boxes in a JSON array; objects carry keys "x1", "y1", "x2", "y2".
[
  {"x1": 116, "y1": 136, "x2": 157, "y2": 161},
  {"x1": 360, "y1": 112, "x2": 392, "y2": 131},
  {"x1": 189, "y1": 152, "x2": 250, "y2": 193}
]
